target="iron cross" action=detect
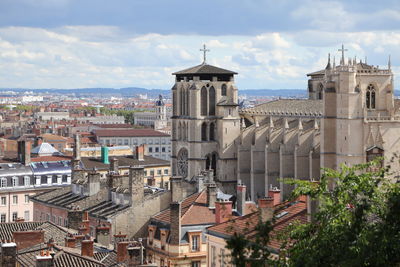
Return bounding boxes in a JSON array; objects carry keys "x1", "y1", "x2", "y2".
[{"x1": 200, "y1": 44, "x2": 210, "y2": 64}]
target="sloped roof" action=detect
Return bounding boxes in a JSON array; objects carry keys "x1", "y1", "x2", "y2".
[
  {"x1": 31, "y1": 142, "x2": 62, "y2": 155},
  {"x1": 94, "y1": 129, "x2": 169, "y2": 137},
  {"x1": 172, "y1": 63, "x2": 237, "y2": 75}
]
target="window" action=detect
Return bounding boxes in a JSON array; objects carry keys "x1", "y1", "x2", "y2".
[
  {"x1": 24, "y1": 211, "x2": 30, "y2": 221},
  {"x1": 25, "y1": 194, "x2": 29, "y2": 203},
  {"x1": 164, "y1": 169, "x2": 168, "y2": 175},
  {"x1": 12, "y1": 212, "x2": 17, "y2": 222},
  {"x1": 24, "y1": 176, "x2": 30, "y2": 186},
  {"x1": 221, "y1": 84, "x2": 227, "y2": 96},
  {"x1": 41, "y1": 176, "x2": 48, "y2": 184},
  {"x1": 201, "y1": 87, "x2": 208, "y2": 116},
  {"x1": 192, "y1": 262, "x2": 200, "y2": 267},
  {"x1": 220, "y1": 249, "x2": 225, "y2": 267},
  {"x1": 209, "y1": 123, "x2": 215, "y2": 141},
  {"x1": 149, "y1": 147, "x2": 153, "y2": 153},
  {"x1": 144, "y1": 170, "x2": 148, "y2": 176},
  {"x1": 46, "y1": 214, "x2": 50, "y2": 221},
  {"x1": 12, "y1": 195, "x2": 18, "y2": 204},
  {"x1": 58, "y1": 217, "x2": 62, "y2": 225},
  {"x1": 157, "y1": 170, "x2": 161, "y2": 175},
  {"x1": 155, "y1": 147, "x2": 159, "y2": 152},
  {"x1": 52, "y1": 175, "x2": 58, "y2": 184},
  {"x1": 191, "y1": 235, "x2": 200, "y2": 251},
  {"x1": 124, "y1": 139, "x2": 129, "y2": 145},
  {"x1": 62, "y1": 175, "x2": 68, "y2": 183},
  {"x1": 201, "y1": 122, "x2": 207, "y2": 141},
  {"x1": 150, "y1": 170, "x2": 154, "y2": 176},
  {"x1": 1, "y1": 178, "x2": 7, "y2": 188},
  {"x1": 12, "y1": 177, "x2": 18, "y2": 187},
  {"x1": 0, "y1": 213, "x2": 5, "y2": 223},
  {"x1": 209, "y1": 86, "x2": 215, "y2": 116},
  {"x1": 366, "y1": 84, "x2": 376, "y2": 109},
  {"x1": 162, "y1": 147, "x2": 166, "y2": 152},
  {"x1": 1, "y1": 197, "x2": 6, "y2": 206},
  {"x1": 211, "y1": 245, "x2": 216, "y2": 267}
]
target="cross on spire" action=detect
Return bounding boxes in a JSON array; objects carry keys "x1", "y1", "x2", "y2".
[
  {"x1": 338, "y1": 44, "x2": 348, "y2": 65},
  {"x1": 200, "y1": 44, "x2": 210, "y2": 64}
]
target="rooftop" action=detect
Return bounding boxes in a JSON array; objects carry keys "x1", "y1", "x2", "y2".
[
  {"x1": 172, "y1": 63, "x2": 237, "y2": 75},
  {"x1": 94, "y1": 129, "x2": 169, "y2": 137}
]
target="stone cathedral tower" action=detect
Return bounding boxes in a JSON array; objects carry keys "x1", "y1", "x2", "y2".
[{"x1": 171, "y1": 56, "x2": 241, "y2": 191}]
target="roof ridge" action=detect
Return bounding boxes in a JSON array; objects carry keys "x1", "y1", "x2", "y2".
[{"x1": 181, "y1": 191, "x2": 204, "y2": 218}]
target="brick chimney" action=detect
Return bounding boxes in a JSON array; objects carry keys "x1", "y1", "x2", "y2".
[
  {"x1": 36, "y1": 250, "x2": 53, "y2": 267},
  {"x1": 170, "y1": 176, "x2": 183, "y2": 202},
  {"x1": 207, "y1": 183, "x2": 217, "y2": 209},
  {"x1": 87, "y1": 171, "x2": 100, "y2": 196},
  {"x1": 129, "y1": 166, "x2": 144, "y2": 205},
  {"x1": 18, "y1": 140, "x2": 31, "y2": 166},
  {"x1": 78, "y1": 212, "x2": 90, "y2": 236},
  {"x1": 96, "y1": 224, "x2": 111, "y2": 247},
  {"x1": 1, "y1": 241, "x2": 17, "y2": 267},
  {"x1": 169, "y1": 202, "x2": 181, "y2": 245},
  {"x1": 65, "y1": 234, "x2": 76, "y2": 248},
  {"x1": 13, "y1": 230, "x2": 45, "y2": 250},
  {"x1": 110, "y1": 157, "x2": 119, "y2": 173},
  {"x1": 215, "y1": 200, "x2": 232, "y2": 224},
  {"x1": 81, "y1": 236, "x2": 94, "y2": 257},
  {"x1": 136, "y1": 145, "x2": 145, "y2": 161},
  {"x1": 67, "y1": 209, "x2": 83, "y2": 230},
  {"x1": 268, "y1": 187, "x2": 281, "y2": 206},
  {"x1": 237, "y1": 183, "x2": 246, "y2": 216},
  {"x1": 114, "y1": 232, "x2": 127, "y2": 250},
  {"x1": 258, "y1": 197, "x2": 274, "y2": 222},
  {"x1": 116, "y1": 241, "x2": 129, "y2": 263},
  {"x1": 73, "y1": 134, "x2": 81, "y2": 160}
]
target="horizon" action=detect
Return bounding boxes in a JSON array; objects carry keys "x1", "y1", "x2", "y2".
[{"x1": 0, "y1": 0, "x2": 399, "y2": 89}]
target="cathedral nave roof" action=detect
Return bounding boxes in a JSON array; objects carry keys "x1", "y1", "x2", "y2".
[{"x1": 241, "y1": 99, "x2": 322, "y2": 117}]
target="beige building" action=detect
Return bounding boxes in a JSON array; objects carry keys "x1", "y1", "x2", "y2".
[{"x1": 171, "y1": 47, "x2": 397, "y2": 203}]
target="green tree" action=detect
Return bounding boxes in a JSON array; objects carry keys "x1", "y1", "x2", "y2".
[{"x1": 227, "y1": 160, "x2": 400, "y2": 267}]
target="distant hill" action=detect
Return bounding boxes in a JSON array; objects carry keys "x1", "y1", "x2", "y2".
[{"x1": 0, "y1": 87, "x2": 399, "y2": 98}]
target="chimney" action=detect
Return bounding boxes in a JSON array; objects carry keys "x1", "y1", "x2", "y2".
[
  {"x1": 36, "y1": 250, "x2": 53, "y2": 267},
  {"x1": 65, "y1": 234, "x2": 76, "y2": 248},
  {"x1": 215, "y1": 200, "x2": 233, "y2": 224},
  {"x1": 96, "y1": 224, "x2": 111, "y2": 247},
  {"x1": 73, "y1": 134, "x2": 81, "y2": 160},
  {"x1": 135, "y1": 145, "x2": 145, "y2": 161},
  {"x1": 13, "y1": 230, "x2": 45, "y2": 250},
  {"x1": 79, "y1": 211, "x2": 90, "y2": 236},
  {"x1": 18, "y1": 140, "x2": 31, "y2": 166},
  {"x1": 87, "y1": 171, "x2": 100, "y2": 196},
  {"x1": 101, "y1": 146, "x2": 110, "y2": 164},
  {"x1": 258, "y1": 197, "x2": 274, "y2": 222},
  {"x1": 196, "y1": 173, "x2": 205, "y2": 193},
  {"x1": 117, "y1": 241, "x2": 129, "y2": 263},
  {"x1": 34, "y1": 137, "x2": 43, "y2": 147},
  {"x1": 207, "y1": 183, "x2": 217, "y2": 209},
  {"x1": 81, "y1": 236, "x2": 94, "y2": 257},
  {"x1": 110, "y1": 157, "x2": 119, "y2": 173},
  {"x1": 127, "y1": 243, "x2": 143, "y2": 266},
  {"x1": 67, "y1": 209, "x2": 84, "y2": 230},
  {"x1": 47, "y1": 238, "x2": 55, "y2": 249},
  {"x1": 114, "y1": 232, "x2": 127, "y2": 249},
  {"x1": 129, "y1": 166, "x2": 144, "y2": 205},
  {"x1": 169, "y1": 202, "x2": 181, "y2": 245},
  {"x1": 170, "y1": 176, "x2": 183, "y2": 202},
  {"x1": 1, "y1": 242, "x2": 17, "y2": 267},
  {"x1": 268, "y1": 187, "x2": 281, "y2": 206},
  {"x1": 237, "y1": 183, "x2": 246, "y2": 216}
]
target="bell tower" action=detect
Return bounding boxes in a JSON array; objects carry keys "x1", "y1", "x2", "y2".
[{"x1": 171, "y1": 45, "x2": 240, "y2": 191}]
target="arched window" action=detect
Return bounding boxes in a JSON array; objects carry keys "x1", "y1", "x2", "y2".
[
  {"x1": 201, "y1": 87, "x2": 207, "y2": 116},
  {"x1": 209, "y1": 123, "x2": 215, "y2": 141},
  {"x1": 180, "y1": 89, "x2": 184, "y2": 115},
  {"x1": 178, "y1": 122, "x2": 182, "y2": 140},
  {"x1": 221, "y1": 84, "x2": 227, "y2": 96},
  {"x1": 366, "y1": 84, "x2": 376, "y2": 109},
  {"x1": 209, "y1": 86, "x2": 215, "y2": 116},
  {"x1": 186, "y1": 89, "x2": 190, "y2": 116},
  {"x1": 205, "y1": 155, "x2": 211, "y2": 170},
  {"x1": 177, "y1": 148, "x2": 188, "y2": 178},
  {"x1": 318, "y1": 83, "x2": 323, "y2": 100},
  {"x1": 201, "y1": 122, "x2": 207, "y2": 141},
  {"x1": 172, "y1": 91, "x2": 177, "y2": 116},
  {"x1": 211, "y1": 153, "x2": 217, "y2": 177}
]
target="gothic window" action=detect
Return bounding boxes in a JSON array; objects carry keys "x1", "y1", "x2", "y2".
[
  {"x1": 366, "y1": 146, "x2": 384, "y2": 169},
  {"x1": 205, "y1": 155, "x2": 211, "y2": 170},
  {"x1": 178, "y1": 122, "x2": 182, "y2": 140},
  {"x1": 180, "y1": 89, "x2": 184, "y2": 115},
  {"x1": 318, "y1": 83, "x2": 323, "y2": 100},
  {"x1": 177, "y1": 148, "x2": 188, "y2": 178},
  {"x1": 211, "y1": 153, "x2": 217, "y2": 177},
  {"x1": 221, "y1": 84, "x2": 227, "y2": 96},
  {"x1": 209, "y1": 123, "x2": 215, "y2": 141},
  {"x1": 186, "y1": 89, "x2": 190, "y2": 116},
  {"x1": 209, "y1": 86, "x2": 216, "y2": 115},
  {"x1": 201, "y1": 87, "x2": 207, "y2": 116},
  {"x1": 201, "y1": 122, "x2": 207, "y2": 141},
  {"x1": 366, "y1": 84, "x2": 376, "y2": 109}
]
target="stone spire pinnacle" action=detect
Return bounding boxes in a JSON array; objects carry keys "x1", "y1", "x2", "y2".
[
  {"x1": 388, "y1": 55, "x2": 391, "y2": 70},
  {"x1": 333, "y1": 56, "x2": 336, "y2": 68},
  {"x1": 325, "y1": 53, "x2": 331, "y2": 70}
]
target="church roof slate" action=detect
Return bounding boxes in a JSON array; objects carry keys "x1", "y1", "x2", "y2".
[
  {"x1": 241, "y1": 99, "x2": 323, "y2": 117},
  {"x1": 172, "y1": 63, "x2": 237, "y2": 75}
]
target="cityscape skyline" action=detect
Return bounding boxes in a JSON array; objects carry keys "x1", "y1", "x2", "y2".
[{"x1": 0, "y1": 0, "x2": 399, "y2": 89}]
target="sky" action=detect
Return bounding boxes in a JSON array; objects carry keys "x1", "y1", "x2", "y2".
[{"x1": 0, "y1": 0, "x2": 399, "y2": 90}]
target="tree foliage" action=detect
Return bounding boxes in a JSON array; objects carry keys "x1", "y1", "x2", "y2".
[{"x1": 227, "y1": 160, "x2": 400, "y2": 266}]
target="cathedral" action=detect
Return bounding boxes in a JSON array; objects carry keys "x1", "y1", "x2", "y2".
[{"x1": 171, "y1": 46, "x2": 396, "y2": 202}]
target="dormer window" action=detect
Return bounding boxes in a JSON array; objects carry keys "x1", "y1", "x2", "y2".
[
  {"x1": 366, "y1": 84, "x2": 376, "y2": 109},
  {"x1": 12, "y1": 177, "x2": 18, "y2": 187},
  {"x1": 1, "y1": 178, "x2": 7, "y2": 188}
]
